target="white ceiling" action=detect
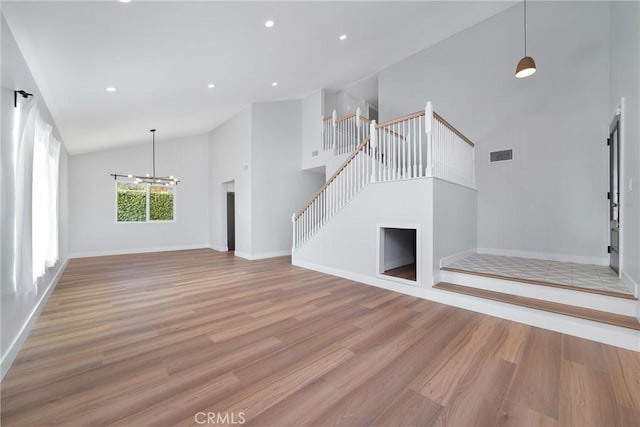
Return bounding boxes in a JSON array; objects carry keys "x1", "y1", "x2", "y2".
[{"x1": 2, "y1": 1, "x2": 513, "y2": 154}]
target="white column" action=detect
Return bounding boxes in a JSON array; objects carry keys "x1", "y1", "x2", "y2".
[
  {"x1": 291, "y1": 213, "x2": 296, "y2": 251},
  {"x1": 332, "y1": 110, "x2": 337, "y2": 155},
  {"x1": 356, "y1": 107, "x2": 361, "y2": 148},
  {"x1": 425, "y1": 102, "x2": 433, "y2": 177},
  {"x1": 370, "y1": 121, "x2": 377, "y2": 183}
]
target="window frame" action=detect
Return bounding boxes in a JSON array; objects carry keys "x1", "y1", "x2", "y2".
[{"x1": 114, "y1": 180, "x2": 177, "y2": 223}]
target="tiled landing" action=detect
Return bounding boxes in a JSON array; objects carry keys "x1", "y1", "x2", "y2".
[{"x1": 443, "y1": 253, "x2": 634, "y2": 297}]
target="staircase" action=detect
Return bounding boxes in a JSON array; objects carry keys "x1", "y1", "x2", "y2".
[
  {"x1": 293, "y1": 102, "x2": 476, "y2": 250},
  {"x1": 291, "y1": 102, "x2": 639, "y2": 351}
]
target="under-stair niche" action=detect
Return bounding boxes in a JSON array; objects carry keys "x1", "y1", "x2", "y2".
[{"x1": 378, "y1": 226, "x2": 418, "y2": 283}]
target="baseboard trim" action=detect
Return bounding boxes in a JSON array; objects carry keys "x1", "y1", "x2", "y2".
[
  {"x1": 68, "y1": 244, "x2": 210, "y2": 258},
  {"x1": 1, "y1": 258, "x2": 69, "y2": 381},
  {"x1": 477, "y1": 247, "x2": 608, "y2": 266},
  {"x1": 622, "y1": 271, "x2": 640, "y2": 301},
  {"x1": 292, "y1": 257, "x2": 639, "y2": 352},
  {"x1": 209, "y1": 244, "x2": 229, "y2": 252},
  {"x1": 293, "y1": 259, "x2": 411, "y2": 294},
  {"x1": 235, "y1": 250, "x2": 291, "y2": 261},
  {"x1": 440, "y1": 248, "x2": 477, "y2": 268},
  {"x1": 384, "y1": 256, "x2": 415, "y2": 271}
]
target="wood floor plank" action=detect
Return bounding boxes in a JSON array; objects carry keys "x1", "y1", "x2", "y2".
[
  {"x1": 559, "y1": 360, "x2": 621, "y2": 427},
  {"x1": 604, "y1": 345, "x2": 640, "y2": 412},
  {"x1": 504, "y1": 327, "x2": 562, "y2": 420},
  {"x1": 562, "y1": 334, "x2": 610, "y2": 372},
  {"x1": 307, "y1": 310, "x2": 476, "y2": 426},
  {"x1": 2, "y1": 249, "x2": 638, "y2": 426},
  {"x1": 434, "y1": 358, "x2": 516, "y2": 426},
  {"x1": 413, "y1": 315, "x2": 504, "y2": 405},
  {"x1": 244, "y1": 324, "x2": 428, "y2": 427},
  {"x1": 371, "y1": 389, "x2": 442, "y2": 427}
]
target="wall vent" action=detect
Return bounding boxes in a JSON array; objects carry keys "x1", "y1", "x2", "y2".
[
  {"x1": 490, "y1": 149, "x2": 513, "y2": 162},
  {"x1": 311, "y1": 150, "x2": 319, "y2": 157}
]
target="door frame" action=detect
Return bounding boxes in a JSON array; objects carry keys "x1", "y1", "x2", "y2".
[{"x1": 608, "y1": 98, "x2": 625, "y2": 277}]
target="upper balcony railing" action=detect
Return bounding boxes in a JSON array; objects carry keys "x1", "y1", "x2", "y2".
[{"x1": 294, "y1": 102, "x2": 475, "y2": 250}]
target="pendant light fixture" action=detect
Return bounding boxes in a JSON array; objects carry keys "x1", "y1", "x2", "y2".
[
  {"x1": 515, "y1": 0, "x2": 536, "y2": 78},
  {"x1": 111, "y1": 129, "x2": 179, "y2": 185}
]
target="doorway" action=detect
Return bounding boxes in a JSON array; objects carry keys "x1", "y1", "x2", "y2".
[
  {"x1": 608, "y1": 114, "x2": 620, "y2": 274},
  {"x1": 226, "y1": 192, "x2": 235, "y2": 252}
]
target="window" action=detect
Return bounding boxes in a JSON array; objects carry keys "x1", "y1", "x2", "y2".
[{"x1": 116, "y1": 181, "x2": 175, "y2": 222}]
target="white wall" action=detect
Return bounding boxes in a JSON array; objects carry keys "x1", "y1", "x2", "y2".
[
  {"x1": 1, "y1": 14, "x2": 69, "y2": 378},
  {"x1": 379, "y1": 2, "x2": 611, "y2": 263},
  {"x1": 251, "y1": 100, "x2": 325, "y2": 257},
  {"x1": 293, "y1": 178, "x2": 434, "y2": 285},
  {"x1": 433, "y1": 179, "x2": 478, "y2": 270},
  {"x1": 68, "y1": 133, "x2": 210, "y2": 255},
  {"x1": 301, "y1": 90, "x2": 324, "y2": 170},
  {"x1": 209, "y1": 107, "x2": 252, "y2": 254},
  {"x1": 610, "y1": 1, "x2": 640, "y2": 288}
]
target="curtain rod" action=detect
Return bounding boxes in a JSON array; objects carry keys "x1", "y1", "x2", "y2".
[{"x1": 14, "y1": 90, "x2": 34, "y2": 108}]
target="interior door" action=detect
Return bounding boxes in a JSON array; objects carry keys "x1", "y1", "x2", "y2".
[
  {"x1": 227, "y1": 192, "x2": 235, "y2": 252},
  {"x1": 608, "y1": 115, "x2": 620, "y2": 274}
]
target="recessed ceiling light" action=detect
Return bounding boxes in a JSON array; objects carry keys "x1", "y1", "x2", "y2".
[
  {"x1": 271, "y1": 82, "x2": 278, "y2": 87},
  {"x1": 265, "y1": 20, "x2": 275, "y2": 28},
  {"x1": 118, "y1": 0, "x2": 132, "y2": 3},
  {"x1": 339, "y1": 34, "x2": 347, "y2": 41},
  {"x1": 106, "y1": 87, "x2": 116, "y2": 92},
  {"x1": 208, "y1": 83, "x2": 215, "y2": 89}
]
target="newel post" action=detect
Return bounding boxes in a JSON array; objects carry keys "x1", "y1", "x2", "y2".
[
  {"x1": 291, "y1": 213, "x2": 296, "y2": 251},
  {"x1": 425, "y1": 101, "x2": 433, "y2": 177},
  {"x1": 356, "y1": 107, "x2": 361, "y2": 144},
  {"x1": 332, "y1": 110, "x2": 338, "y2": 154},
  {"x1": 370, "y1": 120, "x2": 378, "y2": 183}
]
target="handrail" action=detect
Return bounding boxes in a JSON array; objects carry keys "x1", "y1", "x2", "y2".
[
  {"x1": 376, "y1": 125, "x2": 405, "y2": 140},
  {"x1": 336, "y1": 113, "x2": 357, "y2": 124},
  {"x1": 295, "y1": 136, "x2": 371, "y2": 220},
  {"x1": 376, "y1": 109, "x2": 425, "y2": 128},
  {"x1": 323, "y1": 115, "x2": 333, "y2": 122},
  {"x1": 433, "y1": 112, "x2": 475, "y2": 147}
]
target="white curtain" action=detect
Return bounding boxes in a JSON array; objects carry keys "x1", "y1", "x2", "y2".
[
  {"x1": 8, "y1": 98, "x2": 37, "y2": 294},
  {"x1": 0, "y1": 95, "x2": 61, "y2": 295},
  {"x1": 32, "y1": 115, "x2": 61, "y2": 284}
]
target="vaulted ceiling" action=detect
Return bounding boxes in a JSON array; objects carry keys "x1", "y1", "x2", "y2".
[{"x1": 2, "y1": 1, "x2": 513, "y2": 154}]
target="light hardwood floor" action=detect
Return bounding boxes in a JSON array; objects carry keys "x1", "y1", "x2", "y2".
[{"x1": 1, "y1": 249, "x2": 639, "y2": 426}]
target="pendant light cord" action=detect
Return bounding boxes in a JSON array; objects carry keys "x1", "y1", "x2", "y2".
[
  {"x1": 151, "y1": 129, "x2": 156, "y2": 177},
  {"x1": 524, "y1": 0, "x2": 527, "y2": 56}
]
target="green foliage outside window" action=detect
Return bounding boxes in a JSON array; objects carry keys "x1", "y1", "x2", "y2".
[
  {"x1": 117, "y1": 182, "x2": 175, "y2": 222},
  {"x1": 150, "y1": 191, "x2": 174, "y2": 221}
]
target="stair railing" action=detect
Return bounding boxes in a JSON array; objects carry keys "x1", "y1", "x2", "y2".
[
  {"x1": 294, "y1": 102, "x2": 476, "y2": 251},
  {"x1": 321, "y1": 107, "x2": 370, "y2": 156}
]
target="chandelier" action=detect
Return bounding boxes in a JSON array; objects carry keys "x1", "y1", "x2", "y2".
[{"x1": 111, "y1": 129, "x2": 179, "y2": 185}]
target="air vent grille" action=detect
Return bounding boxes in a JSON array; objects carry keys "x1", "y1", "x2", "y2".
[{"x1": 490, "y1": 149, "x2": 513, "y2": 162}]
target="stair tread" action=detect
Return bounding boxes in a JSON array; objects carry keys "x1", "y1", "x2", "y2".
[
  {"x1": 441, "y1": 266, "x2": 637, "y2": 300},
  {"x1": 434, "y1": 282, "x2": 640, "y2": 331}
]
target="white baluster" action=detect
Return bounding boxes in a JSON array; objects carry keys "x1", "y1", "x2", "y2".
[
  {"x1": 403, "y1": 120, "x2": 407, "y2": 178},
  {"x1": 370, "y1": 121, "x2": 377, "y2": 183},
  {"x1": 425, "y1": 102, "x2": 433, "y2": 177}
]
